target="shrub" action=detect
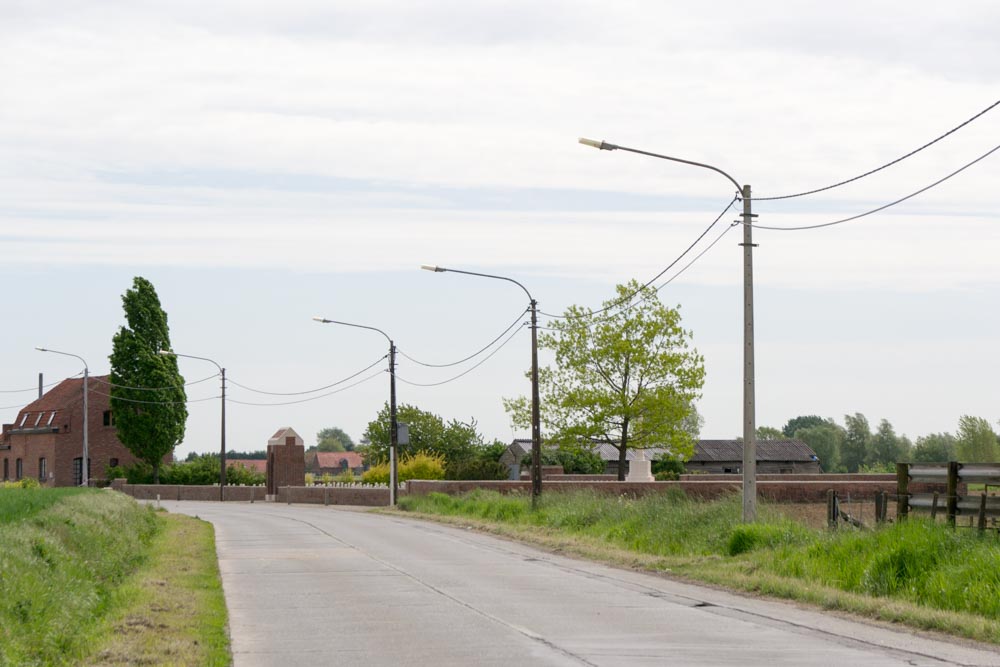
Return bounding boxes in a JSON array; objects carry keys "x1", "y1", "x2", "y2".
[
  {"x1": 333, "y1": 470, "x2": 355, "y2": 483},
  {"x1": 400, "y1": 452, "x2": 446, "y2": 481},
  {"x1": 361, "y1": 463, "x2": 389, "y2": 485},
  {"x1": 446, "y1": 458, "x2": 509, "y2": 480},
  {"x1": 225, "y1": 463, "x2": 265, "y2": 486},
  {"x1": 304, "y1": 472, "x2": 316, "y2": 486},
  {"x1": 653, "y1": 470, "x2": 679, "y2": 481}
]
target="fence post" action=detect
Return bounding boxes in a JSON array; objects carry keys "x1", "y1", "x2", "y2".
[
  {"x1": 827, "y1": 489, "x2": 837, "y2": 529},
  {"x1": 930, "y1": 492, "x2": 939, "y2": 519},
  {"x1": 978, "y1": 493, "x2": 987, "y2": 532},
  {"x1": 947, "y1": 461, "x2": 959, "y2": 527},
  {"x1": 874, "y1": 491, "x2": 885, "y2": 525},
  {"x1": 895, "y1": 462, "x2": 909, "y2": 521}
]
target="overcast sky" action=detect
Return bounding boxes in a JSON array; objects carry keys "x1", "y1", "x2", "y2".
[{"x1": 2, "y1": 1, "x2": 998, "y2": 457}]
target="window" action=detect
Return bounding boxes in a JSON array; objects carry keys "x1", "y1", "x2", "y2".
[
  {"x1": 73, "y1": 458, "x2": 83, "y2": 486},
  {"x1": 39, "y1": 458, "x2": 47, "y2": 482},
  {"x1": 103, "y1": 410, "x2": 115, "y2": 426},
  {"x1": 46, "y1": 411, "x2": 56, "y2": 426},
  {"x1": 18, "y1": 413, "x2": 28, "y2": 427},
  {"x1": 2, "y1": 458, "x2": 8, "y2": 481},
  {"x1": 16, "y1": 458, "x2": 23, "y2": 480},
  {"x1": 109, "y1": 458, "x2": 119, "y2": 469},
  {"x1": 33, "y1": 413, "x2": 43, "y2": 426}
]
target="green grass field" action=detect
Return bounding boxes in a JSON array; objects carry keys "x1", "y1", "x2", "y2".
[
  {"x1": 0, "y1": 488, "x2": 230, "y2": 666},
  {"x1": 398, "y1": 489, "x2": 1000, "y2": 643}
]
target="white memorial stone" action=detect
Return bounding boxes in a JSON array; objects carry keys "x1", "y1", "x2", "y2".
[{"x1": 626, "y1": 448, "x2": 654, "y2": 482}]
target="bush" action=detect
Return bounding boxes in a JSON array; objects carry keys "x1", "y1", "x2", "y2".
[
  {"x1": 361, "y1": 452, "x2": 447, "y2": 484},
  {"x1": 654, "y1": 471, "x2": 679, "y2": 481},
  {"x1": 446, "y1": 458, "x2": 510, "y2": 480},
  {"x1": 361, "y1": 463, "x2": 388, "y2": 485},
  {"x1": 652, "y1": 457, "x2": 685, "y2": 476},
  {"x1": 225, "y1": 463, "x2": 265, "y2": 486},
  {"x1": 522, "y1": 446, "x2": 605, "y2": 474},
  {"x1": 333, "y1": 470, "x2": 355, "y2": 483}
]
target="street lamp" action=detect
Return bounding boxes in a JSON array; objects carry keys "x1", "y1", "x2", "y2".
[
  {"x1": 159, "y1": 350, "x2": 226, "y2": 500},
  {"x1": 36, "y1": 347, "x2": 89, "y2": 486},
  {"x1": 312, "y1": 317, "x2": 399, "y2": 506},
  {"x1": 420, "y1": 265, "x2": 542, "y2": 505},
  {"x1": 579, "y1": 137, "x2": 759, "y2": 522}
]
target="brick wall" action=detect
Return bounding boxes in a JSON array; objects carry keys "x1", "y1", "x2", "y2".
[
  {"x1": 113, "y1": 482, "x2": 267, "y2": 501},
  {"x1": 276, "y1": 486, "x2": 392, "y2": 506}
]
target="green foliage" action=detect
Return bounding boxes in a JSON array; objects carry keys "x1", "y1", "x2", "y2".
[
  {"x1": 793, "y1": 421, "x2": 844, "y2": 472},
  {"x1": 225, "y1": 462, "x2": 265, "y2": 486},
  {"x1": 911, "y1": 432, "x2": 957, "y2": 462},
  {"x1": 0, "y1": 490, "x2": 160, "y2": 665},
  {"x1": 726, "y1": 521, "x2": 811, "y2": 556},
  {"x1": 109, "y1": 277, "x2": 187, "y2": 483},
  {"x1": 446, "y1": 458, "x2": 509, "y2": 480},
  {"x1": 521, "y1": 445, "x2": 606, "y2": 475},
  {"x1": 868, "y1": 418, "x2": 910, "y2": 467},
  {"x1": 333, "y1": 470, "x2": 356, "y2": 483},
  {"x1": 653, "y1": 471, "x2": 679, "y2": 481},
  {"x1": 363, "y1": 403, "x2": 483, "y2": 464},
  {"x1": 361, "y1": 452, "x2": 447, "y2": 484},
  {"x1": 505, "y1": 280, "x2": 705, "y2": 481},
  {"x1": 651, "y1": 456, "x2": 685, "y2": 476},
  {"x1": 841, "y1": 413, "x2": 872, "y2": 473},
  {"x1": 108, "y1": 455, "x2": 265, "y2": 486},
  {"x1": 755, "y1": 426, "x2": 784, "y2": 440},
  {"x1": 222, "y1": 450, "x2": 267, "y2": 460},
  {"x1": 313, "y1": 426, "x2": 354, "y2": 452},
  {"x1": 782, "y1": 415, "x2": 827, "y2": 438},
  {"x1": 956, "y1": 415, "x2": 1000, "y2": 462}
]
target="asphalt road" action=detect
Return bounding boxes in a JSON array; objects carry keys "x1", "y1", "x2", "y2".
[{"x1": 160, "y1": 501, "x2": 1000, "y2": 667}]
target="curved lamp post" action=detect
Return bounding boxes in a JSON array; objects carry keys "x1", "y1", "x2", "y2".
[
  {"x1": 159, "y1": 350, "x2": 225, "y2": 500},
  {"x1": 36, "y1": 347, "x2": 89, "y2": 486},
  {"x1": 579, "y1": 137, "x2": 758, "y2": 522},
  {"x1": 313, "y1": 317, "x2": 399, "y2": 506},
  {"x1": 420, "y1": 265, "x2": 542, "y2": 505}
]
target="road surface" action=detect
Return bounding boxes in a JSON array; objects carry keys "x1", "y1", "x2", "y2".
[{"x1": 160, "y1": 501, "x2": 1000, "y2": 666}]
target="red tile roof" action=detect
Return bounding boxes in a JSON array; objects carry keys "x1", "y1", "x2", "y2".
[
  {"x1": 231, "y1": 459, "x2": 267, "y2": 474},
  {"x1": 315, "y1": 451, "x2": 364, "y2": 469}
]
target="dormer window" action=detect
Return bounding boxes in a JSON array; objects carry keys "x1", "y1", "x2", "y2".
[
  {"x1": 46, "y1": 412, "x2": 56, "y2": 426},
  {"x1": 18, "y1": 413, "x2": 28, "y2": 427},
  {"x1": 33, "y1": 413, "x2": 42, "y2": 426}
]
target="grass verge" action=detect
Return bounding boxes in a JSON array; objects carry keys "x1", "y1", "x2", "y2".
[
  {"x1": 0, "y1": 489, "x2": 230, "y2": 666},
  {"x1": 85, "y1": 512, "x2": 231, "y2": 666},
  {"x1": 394, "y1": 489, "x2": 1000, "y2": 645}
]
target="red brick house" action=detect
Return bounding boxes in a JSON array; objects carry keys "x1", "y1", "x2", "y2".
[
  {"x1": 1, "y1": 376, "x2": 166, "y2": 486},
  {"x1": 307, "y1": 451, "x2": 366, "y2": 476}
]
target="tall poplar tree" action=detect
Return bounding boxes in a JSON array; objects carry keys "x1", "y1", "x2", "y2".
[{"x1": 109, "y1": 277, "x2": 187, "y2": 483}]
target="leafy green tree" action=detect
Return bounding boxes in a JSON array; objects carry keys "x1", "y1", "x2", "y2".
[
  {"x1": 312, "y1": 426, "x2": 354, "y2": 452},
  {"x1": 869, "y1": 418, "x2": 909, "y2": 467},
  {"x1": 956, "y1": 415, "x2": 1000, "y2": 462},
  {"x1": 521, "y1": 444, "x2": 606, "y2": 475},
  {"x1": 756, "y1": 426, "x2": 784, "y2": 440},
  {"x1": 911, "y1": 433, "x2": 957, "y2": 462},
  {"x1": 109, "y1": 277, "x2": 187, "y2": 483},
  {"x1": 782, "y1": 415, "x2": 827, "y2": 438},
  {"x1": 362, "y1": 403, "x2": 482, "y2": 464},
  {"x1": 841, "y1": 413, "x2": 872, "y2": 473},
  {"x1": 793, "y1": 421, "x2": 844, "y2": 472},
  {"x1": 505, "y1": 280, "x2": 705, "y2": 481}
]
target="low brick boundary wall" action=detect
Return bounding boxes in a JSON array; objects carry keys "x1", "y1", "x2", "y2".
[
  {"x1": 111, "y1": 480, "x2": 267, "y2": 502},
  {"x1": 277, "y1": 486, "x2": 393, "y2": 506},
  {"x1": 406, "y1": 478, "x2": 955, "y2": 503}
]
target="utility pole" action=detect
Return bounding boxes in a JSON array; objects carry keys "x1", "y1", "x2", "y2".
[
  {"x1": 530, "y1": 298, "x2": 541, "y2": 506},
  {"x1": 219, "y1": 367, "x2": 227, "y2": 501},
  {"x1": 740, "y1": 184, "x2": 757, "y2": 522},
  {"x1": 389, "y1": 340, "x2": 398, "y2": 506}
]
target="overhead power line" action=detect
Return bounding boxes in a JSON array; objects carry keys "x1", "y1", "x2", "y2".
[
  {"x1": 396, "y1": 323, "x2": 526, "y2": 388},
  {"x1": 398, "y1": 308, "x2": 528, "y2": 368},
  {"x1": 540, "y1": 196, "x2": 738, "y2": 321},
  {"x1": 757, "y1": 98, "x2": 1000, "y2": 201},
  {"x1": 0, "y1": 373, "x2": 83, "y2": 394},
  {"x1": 227, "y1": 369, "x2": 385, "y2": 407},
  {"x1": 93, "y1": 373, "x2": 219, "y2": 392},
  {"x1": 90, "y1": 388, "x2": 218, "y2": 405},
  {"x1": 227, "y1": 355, "x2": 387, "y2": 396},
  {"x1": 754, "y1": 142, "x2": 1000, "y2": 231}
]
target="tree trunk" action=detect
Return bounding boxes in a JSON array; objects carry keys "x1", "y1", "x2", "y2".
[
  {"x1": 153, "y1": 462, "x2": 160, "y2": 484},
  {"x1": 617, "y1": 445, "x2": 627, "y2": 481}
]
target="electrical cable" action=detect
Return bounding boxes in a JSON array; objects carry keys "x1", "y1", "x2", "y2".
[
  {"x1": 92, "y1": 373, "x2": 219, "y2": 391},
  {"x1": 89, "y1": 388, "x2": 217, "y2": 405},
  {"x1": 756, "y1": 98, "x2": 1000, "y2": 201},
  {"x1": 754, "y1": 142, "x2": 1000, "y2": 231},
  {"x1": 226, "y1": 355, "x2": 387, "y2": 395},
  {"x1": 395, "y1": 323, "x2": 526, "y2": 388},
  {"x1": 656, "y1": 221, "x2": 739, "y2": 291},
  {"x1": 539, "y1": 196, "x2": 738, "y2": 321},
  {"x1": 227, "y1": 369, "x2": 386, "y2": 406},
  {"x1": 0, "y1": 377, "x2": 74, "y2": 394},
  {"x1": 398, "y1": 308, "x2": 528, "y2": 368}
]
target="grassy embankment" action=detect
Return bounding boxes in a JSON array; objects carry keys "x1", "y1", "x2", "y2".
[
  {"x1": 0, "y1": 488, "x2": 230, "y2": 666},
  {"x1": 397, "y1": 489, "x2": 1000, "y2": 644}
]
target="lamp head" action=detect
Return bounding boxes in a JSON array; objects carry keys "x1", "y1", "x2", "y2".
[
  {"x1": 35, "y1": 347, "x2": 47, "y2": 352},
  {"x1": 313, "y1": 316, "x2": 331, "y2": 323},
  {"x1": 578, "y1": 137, "x2": 613, "y2": 151},
  {"x1": 420, "y1": 264, "x2": 445, "y2": 273},
  {"x1": 157, "y1": 349, "x2": 174, "y2": 356}
]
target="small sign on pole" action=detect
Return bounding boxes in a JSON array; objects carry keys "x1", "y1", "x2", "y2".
[{"x1": 397, "y1": 423, "x2": 409, "y2": 445}]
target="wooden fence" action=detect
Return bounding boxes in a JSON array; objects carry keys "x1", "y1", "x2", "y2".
[{"x1": 896, "y1": 462, "x2": 1000, "y2": 530}]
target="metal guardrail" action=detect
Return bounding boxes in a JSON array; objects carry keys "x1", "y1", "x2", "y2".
[{"x1": 897, "y1": 462, "x2": 999, "y2": 530}]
